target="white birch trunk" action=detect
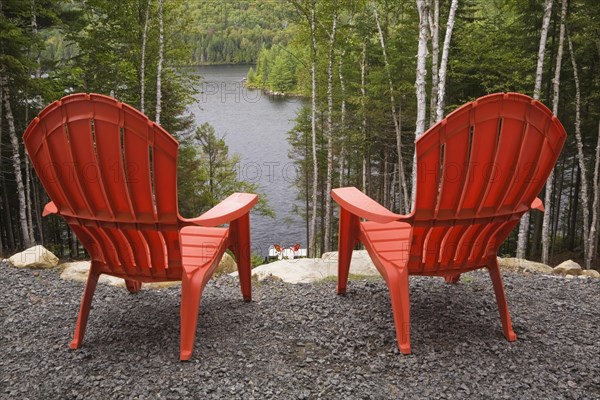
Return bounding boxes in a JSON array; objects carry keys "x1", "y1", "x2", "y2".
[
  {"x1": 0, "y1": 82, "x2": 3, "y2": 251},
  {"x1": 140, "y1": 0, "x2": 152, "y2": 113},
  {"x1": 309, "y1": 3, "x2": 319, "y2": 257},
  {"x1": 589, "y1": 121, "x2": 600, "y2": 268},
  {"x1": 517, "y1": 0, "x2": 553, "y2": 259},
  {"x1": 429, "y1": 0, "x2": 440, "y2": 127},
  {"x1": 413, "y1": 0, "x2": 430, "y2": 207},
  {"x1": 323, "y1": 9, "x2": 338, "y2": 253},
  {"x1": 30, "y1": 0, "x2": 40, "y2": 79},
  {"x1": 155, "y1": 0, "x2": 164, "y2": 125},
  {"x1": 567, "y1": 34, "x2": 591, "y2": 268},
  {"x1": 360, "y1": 40, "x2": 368, "y2": 193},
  {"x1": 373, "y1": 1, "x2": 409, "y2": 212},
  {"x1": 541, "y1": 0, "x2": 567, "y2": 266},
  {"x1": 338, "y1": 53, "x2": 346, "y2": 188},
  {"x1": 1, "y1": 76, "x2": 32, "y2": 248},
  {"x1": 435, "y1": 0, "x2": 458, "y2": 123}
]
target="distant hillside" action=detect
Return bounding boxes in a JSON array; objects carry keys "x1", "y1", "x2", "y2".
[{"x1": 180, "y1": 0, "x2": 295, "y2": 64}]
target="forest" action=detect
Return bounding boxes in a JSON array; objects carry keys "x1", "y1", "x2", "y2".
[{"x1": 1, "y1": 0, "x2": 599, "y2": 270}]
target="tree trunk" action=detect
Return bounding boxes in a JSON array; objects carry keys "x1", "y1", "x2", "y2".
[
  {"x1": 309, "y1": 2, "x2": 318, "y2": 257},
  {"x1": 2, "y1": 76, "x2": 32, "y2": 248},
  {"x1": 360, "y1": 40, "x2": 368, "y2": 194},
  {"x1": 517, "y1": 0, "x2": 553, "y2": 259},
  {"x1": 429, "y1": 0, "x2": 440, "y2": 127},
  {"x1": 435, "y1": 0, "x2": 458, "y2": 123},
  {"x1": 413, "y1": 0, "x2": 429, "y2": 207},
  {"x1": 25, "y1": 155, "x2": 35, "y2": 244},
  {"x1": 338, "y1": 53, "x2": 346, "y2": 189},
  {"x1": 323, "y1": 7, "x2": 338, "y2": 253},
  {"x1": 140, "y1": 0, "x2": 152, "y2": 113},
  {"x1": 550, "y1": 155, "x2": 565, "y2": 259},
  {"x1": 32, "y1": 175, "x2": 44, "y2": 244},
  {"x1": 589, "y1": 121, "x2": 600, "y2": 269},
  {"x1": 541, "y1": 0, "x2": 567, "y2": 266},
  {"x1": 567, "y1": 160, "x2": 579, "y2": 251},
  {"x1": 155, "y1": 0, "x2": 164, "y2": 125},
  {"x1": 567, "y1": 34, "x2": 591, "y2": 268},
  {"x1": 0, "y1": 82, "x2": 3, "y2": 252},
  {"x1": 373, "y1": 1, "x2": 409, "y2": 212}
]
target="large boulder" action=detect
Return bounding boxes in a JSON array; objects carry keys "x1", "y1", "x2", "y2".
[
  {"x1": 497, "y1": 257, "x2": 554, "y2": 274},
  {"x1": 553, "y1": 260, "x2": 583, "y2": 276},
  {"x1": 8, "y1": 245, "x2": 59, "y2": 269},
  {"x1": 581, "y1": 269, "x2": 600, "y2": 279},
  {"x1": 60, "y1": 261, "x2": 126, "y2": 287},
  {"x1": 321, "y1": 250, "x2": 378, "y2": 275},
  {"x1": 231, "y1": 250, "x2": 379, "y2": 284},
  {"x1": 214, "y1": 253, "x2": 237, "y2": 275},
  {"x1": 58, "y1": 254, "x2": 238, "y2": 288}
]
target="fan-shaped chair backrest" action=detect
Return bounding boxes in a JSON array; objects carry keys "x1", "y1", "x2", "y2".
[
  {"x1": 408, "y1": 93, "x2": 566, "y2": 272},
  {"x1": 24, "y1": 94, "x2": 183, "y2": 279}
]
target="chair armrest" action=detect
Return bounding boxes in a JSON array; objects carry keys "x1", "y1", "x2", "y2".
[
  {"x1": 530, "y1": 197, "x2": 544, "y2": 212},
  {"x1": 182, "y1": 193, "x2": 258, "y2": 227},
  {"x1": 331, "y1": 187, "x2": 405, "y2": 223},
  {"x1": 42, "y1": 201, "x2": 58, "y2": 217}
]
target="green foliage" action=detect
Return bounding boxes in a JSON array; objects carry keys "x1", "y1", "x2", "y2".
[
  {"x1": 178, "y1": 123, "x2": 274, "y2": 219},
  {"x1": 178, "y1": 0, "x2": 295, "y2": 65}
]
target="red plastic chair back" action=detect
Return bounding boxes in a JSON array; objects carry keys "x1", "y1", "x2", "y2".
[
  {"x1": 24, "y1": 94, "x2": 183, "y2": 279},
  {"x1": 409, "y1": 93, "x2": 566, "y2": 273}
]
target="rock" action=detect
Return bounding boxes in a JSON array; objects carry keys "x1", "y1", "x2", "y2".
[
  {"x1": 581, "y1": 269, "x2": 600, "y2": 279},
  {"x1": 230, "y1": 250, "x2": 379, "y2": 284},
  {"x1": 8, "y1": 245, "x2": 59, "y2": 269},
  {"x1": 59, "y1": 261, "x2": 182, "y2": 289},
  {"x1": 497, "y1": 257, "x2": 553, "y2": 274},
  {"x1": 553, "y1": 260, "x2": 583, "y2": 276},
  {"x1": 214, "y1": 253, "x2": 237, "y2": 275},
  {"x1": 60, "y1": 261, "x2": 125, "y2": 287},
  {"x1": 321, "y1": 250, "x2": 378, "y2": 275}
]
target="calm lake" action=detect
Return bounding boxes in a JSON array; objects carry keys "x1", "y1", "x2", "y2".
[{"x1": 187, "y1": 65, "x2": 306, "y2": 256}]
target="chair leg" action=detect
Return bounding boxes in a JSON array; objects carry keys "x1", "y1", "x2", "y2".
[
  {"x1": 336, "y1": 208, "x2": 359, "y2": 295},
  {"x1": 387, "y1": 266, "x2": 411, "y2": 354},
  {"x1": 180, "y1": 267, "x2": 205, "y2": 361},
  {"x1": 444, "y1": 273, "x2": 461, "y2": 284},
  {"x1": 229, "y1": 213, "x2": 252, "y2": 302},
  {"x1": 487, "y1": 259, "x2": 517, "y2": 342},
  {"x1": 125, "y1": 280, "x2": 142, "y2": 293},
  {"x1": 70, "y1": 262, "x2": 101, "y2": 349}
]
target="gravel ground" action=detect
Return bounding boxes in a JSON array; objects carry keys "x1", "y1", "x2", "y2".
[{"x1": 1, "y1": 261, "x2": 599, "y2": 399}]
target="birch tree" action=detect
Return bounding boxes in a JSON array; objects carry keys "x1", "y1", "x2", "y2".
[
  {"x1": 338, "y1": 48, "x2": 347, "y2": 189},
  {"x1": 567, "y1": 33, "x2": 591, "y2": 268},
  {"x1": 323, "y1": 6, "x2": 338, "y2": 252},
  {"x1": 140, "y1": 0, "x2": 152, "y2": 114},
  {"x1": 435, "y1": 0, "x2": 458, "y2": 123},
  {"x1": 1, "y1": 75, "x2": 32, "y2": 248},
  {"x1": 360, "y1": 40, "x2": 368, "y2": 194},
  {"x1": 413, "y1": 0, "x2": 429, "y2": 205},
  {"x1": 429, "y1": 0, "x2": 439, "y2": 127},
  {"x1": 373, "y1": 1, "x2": 409, "y2": 212},
  {"x1": 309, "y1": 1, "x2": 318, "y2": 256},
  {"x1": 155, "y1": 0, "x2": 164, "y2": 124},
  {"x1": 516, "y1": 0, "x2": 553, "y2": 260},
  {"x1": 541, "y1": 0, "x2": 567, "y2": 265},
  {"x1": 0, "y1": 82, "x2": 3, "y2": 251},
  {"x1": 589, "y1": 122, "x2": 600, "y2": 269}
]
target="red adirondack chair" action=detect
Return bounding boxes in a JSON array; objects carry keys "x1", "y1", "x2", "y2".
[
  {"x1": 23, "y1": 93, "x2": 258, "y2": 360},
  {"x1": 332, "y1": 92, "x2": 566, "y2": 354}
]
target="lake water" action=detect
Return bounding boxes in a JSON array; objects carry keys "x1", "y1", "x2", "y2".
[{"x1": 187, "y1": 65, "x2": 306, "y2": 256}]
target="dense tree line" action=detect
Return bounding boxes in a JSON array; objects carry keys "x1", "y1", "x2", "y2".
[
  {"x1": 0, "y1": 0, "x2": 269, "y2": 258},
  {"x1": 259, "y1": 0, "x2": 599, "y2": 267},
  {"x1": 179, "y1": 0, "x2": 295, "y2": 65}
]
